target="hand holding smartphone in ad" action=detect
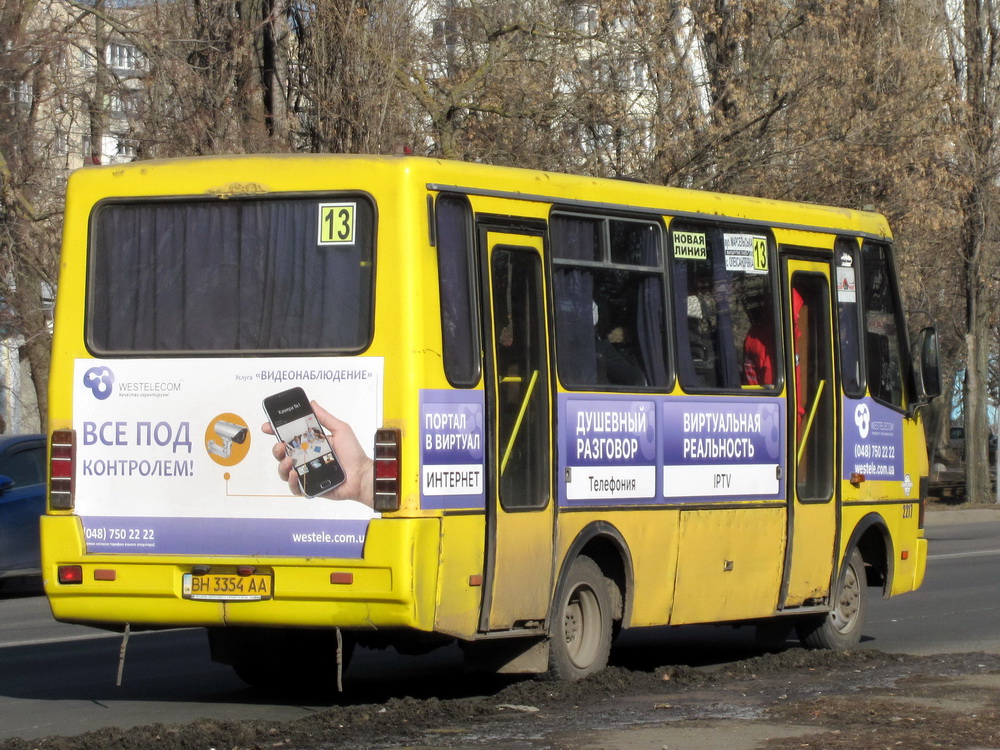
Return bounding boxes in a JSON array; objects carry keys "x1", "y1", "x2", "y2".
[
  {"x1": 262, "y1": 388, "x2": 375, "y2": 507},
  {"x1": 263, "y1": 387, "x2": 347, "y2": 498}
]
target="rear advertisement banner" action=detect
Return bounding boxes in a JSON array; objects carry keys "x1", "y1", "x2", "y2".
[{"x1": 73, "y1": 357, "x2": 383, "y2": 558}]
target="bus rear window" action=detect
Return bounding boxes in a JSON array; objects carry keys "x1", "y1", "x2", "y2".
[{"x1": 88, "y1": 197, "x2": 375, "y2": 353}]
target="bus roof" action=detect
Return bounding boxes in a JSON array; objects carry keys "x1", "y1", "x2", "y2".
[{"x1": 68, "y1": 154, "x2": 891, "y2": 241}]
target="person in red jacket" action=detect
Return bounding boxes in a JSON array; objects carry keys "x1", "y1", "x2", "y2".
[
  {"x1": 743, "y1": 288, "x2": 806, "y2": 424},
  {"x1": 743, "y1": 312, "x2": 776, "y2": 387}
]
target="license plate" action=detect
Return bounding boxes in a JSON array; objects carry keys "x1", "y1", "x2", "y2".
[{"x1": 182, "y1": 573, "x2": 272, "y2": 601}]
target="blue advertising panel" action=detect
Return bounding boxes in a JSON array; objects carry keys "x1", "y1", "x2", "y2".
[
  {"x1": 562, "y1": 397, "x2": 658, "y2": 506},
  {"x1": 842, "y1": 396, "x2": 904, "y2": 482},
  {"x1": 419, "y1": 389, "x2": 486, "y2": 510},
  {"x1": 662, "y1": 397, "x2": 784, "y2": 501},
  {"x1": 558, "y1": 393, "x2": 785, "y2": 507}
]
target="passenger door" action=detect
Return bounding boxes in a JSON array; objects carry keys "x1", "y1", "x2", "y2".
[
  {"x1": 781, "y1": 258, "x2": 838, "y2": 607},
  {"x1": 478, "y1": 227, "x2": 555, "y2": 631}
]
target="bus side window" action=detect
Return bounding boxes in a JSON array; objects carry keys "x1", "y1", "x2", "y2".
[
  {"x1": 435, "y1": 194, "x2": 480, "y2": 387},
  {"x1": 491, "y1": 248, "x2": 549, "y2": 509},
  {"x1": 551, "y1": 214, "x2": 668, "y2": 390},
  {"x1": 792, "y1": 272, "x2": 835, "y2": 501},
  {"x1": 835, "y1": 238, "x2": 864, "y2": 397},
  {"x1": 670, "y1": 222, "x2": 778, "y2": 392},
  {"x1": 860, "y1": 242, "x2": 906, "y2": 408}
]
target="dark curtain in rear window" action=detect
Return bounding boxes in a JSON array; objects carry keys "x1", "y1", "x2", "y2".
[{"x1": 89, "y1": 198, "x2": 374, "y2": 353}]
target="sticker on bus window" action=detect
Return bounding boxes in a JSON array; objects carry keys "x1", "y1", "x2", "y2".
[
  {"x1": 723, "y1": 234, "x2": 768, "y2": 275},
  {"x1": 836, "y1": 266, "x2": 856, "y2": 303},
  {"x1": 318, "y1": 202, "x2": 357, "y2": 245},
  {"x1": 672, "y1": 231, "x2": 707, "y2": 261}
]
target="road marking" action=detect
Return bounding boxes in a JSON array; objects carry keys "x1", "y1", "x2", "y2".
[
  {"x1": 0, "y1": 629, "x2": 185, "y2": 650},
  {"x1": 0, "y1": 632, "x2": 125, "y2": 649},
  {"x1": 929, "y1": 549, "x2": 1000, "y2": 560}
]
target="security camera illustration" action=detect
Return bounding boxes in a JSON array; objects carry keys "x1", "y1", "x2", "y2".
[{"x1": 207, "y1": 419, "x2": 249, "y2": 459}]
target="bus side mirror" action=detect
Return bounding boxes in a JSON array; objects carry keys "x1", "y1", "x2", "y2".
[{"x1": 913, "y1": 326, "x2": 941, "y2": 402}]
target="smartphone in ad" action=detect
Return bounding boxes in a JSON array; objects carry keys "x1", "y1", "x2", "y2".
[{"x1": 263, "y1": 387, "x2": 346, "y2": 498}]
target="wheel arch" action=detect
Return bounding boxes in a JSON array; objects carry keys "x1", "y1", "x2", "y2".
[
  {"x1": 842, "y1": 512, "x2": 895, "y2": 598},
  {"x1": 552, "y1": 521, "x2": 635, "y2": 631}
]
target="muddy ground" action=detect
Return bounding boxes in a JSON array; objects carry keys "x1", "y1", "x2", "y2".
[{"x1": 2, "y1": 647, "x2": 998, "y2": 750}]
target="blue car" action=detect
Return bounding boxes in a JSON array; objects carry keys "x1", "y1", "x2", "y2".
[{"x1": 0, "y1": 434, "x2": 46, "y2": 581}]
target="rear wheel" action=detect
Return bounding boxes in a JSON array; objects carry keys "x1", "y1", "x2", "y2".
[
  {"x1": 796, "y1": 547, "x2": 867, "y2": 650},
  {"x1": 548, "y1": 556, "x2": 613, "y2": 681}
]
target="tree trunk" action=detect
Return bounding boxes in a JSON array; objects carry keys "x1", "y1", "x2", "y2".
[
  {"x1": 958, "y1": 0, "x2": 996, "y2": 503},
  {"x1": 964, "y1": 329, "x2": 991, "y2": 502}
]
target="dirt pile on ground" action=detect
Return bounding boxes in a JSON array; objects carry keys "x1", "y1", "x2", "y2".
[{"x1": 2, "y1": 649, "x2": 999, "y2": 750}]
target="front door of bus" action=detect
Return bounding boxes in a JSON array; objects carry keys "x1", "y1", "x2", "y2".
[
  {"x1": 781, "y1": 257, "x2": 838, "y2": 607},
  {"x1": 479, "y1": 229, "x2": 555, "y2": 631}
]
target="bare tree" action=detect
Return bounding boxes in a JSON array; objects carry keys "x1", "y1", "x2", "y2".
[
  {"x1": 401, "y1": 1, "x2": 578, "y2": 165},
  {"x1": 291, "y1": 0, "x2": 416, "y2": 154},
  {"x1": 0, "y1": 0, "x2": 992, "y2": 449},
  {"x1": 128, "y1": 0, "x2": 282, "y2": 156},
  {"x1": 938, "y1": 0, "x2": 1000, "y2": 502},
  {"x1": 0, "y1": 0, "x2": 80, "y2": 429}
]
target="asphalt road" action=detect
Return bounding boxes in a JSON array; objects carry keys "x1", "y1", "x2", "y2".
[
  {"x1": 1, "y1": 506, "x2": 998, "y2": 742},
  {"x1": 865, "y1": 507, "x2": 1000, "y2": 655}
]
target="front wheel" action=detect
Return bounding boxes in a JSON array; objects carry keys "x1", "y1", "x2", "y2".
[
  {"x1": 796, "y1": 547, "x2": 867, "y2": 650},
  {"x1": 547, "y1": 556, "x2": 613, "y2": 681}
]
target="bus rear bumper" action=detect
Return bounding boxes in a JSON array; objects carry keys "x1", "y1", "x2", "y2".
[{"x1": 40, "y1": 514, "x2": 441, "y2": 633}]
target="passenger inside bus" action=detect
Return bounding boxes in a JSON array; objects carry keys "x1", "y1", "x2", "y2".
[
  {"x1": 686, "y1": 295, "x2": 716, "y2": 382},
  {"x1": 789, "y1": 285, "x2": 808, "y2": 429},
  {"x1": 593, "y1": 302, "x2": 646, "y2": 387},
  {"x1": 742, "y1": 301, "x2": 776, "y2": 387},
  {"x1": 742, "y1": 289, "x2": 802, "y2": 391}
]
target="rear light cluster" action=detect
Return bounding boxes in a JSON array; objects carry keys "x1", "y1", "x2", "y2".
[
  {"x1": 373, "y1": 428, "x2": 401, "y2": 512},
  {"x1": 50, "y1": 429, "x2": 76, "y2": 510},
  {"x1": 57, "y1": 565, "x2": 119, "y2": 584}
]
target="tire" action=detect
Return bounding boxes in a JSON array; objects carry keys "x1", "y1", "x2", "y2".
[
  {"x1": 796, "y1": 547, "x2": 867, "y2": 650},
  {"x1": 548, "y1": 556, "x2": 613, "y2": 681}
]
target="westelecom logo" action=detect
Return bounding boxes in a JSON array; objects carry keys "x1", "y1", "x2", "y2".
[
  {"x1": 854, "y1": 402, "x2": 870, "y2": 439},
  {"x1": 83, "y1": 366, "x2": 115, "y2": 400}
]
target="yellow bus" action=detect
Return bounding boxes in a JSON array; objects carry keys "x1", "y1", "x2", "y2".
[{"x1": 43, "y1": 155, "x2": 940, "y2": 685}]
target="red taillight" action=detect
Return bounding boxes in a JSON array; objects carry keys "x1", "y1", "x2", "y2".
[
  {"x1": 50, "y1": 429, "x2": 76, "y2": 510},
  {"x1": 375, "y1": 457, "x2": 398, "y2": 480},
  {"x1": 58, "y1": 565, "x2": 83, "y2": 584},
  {"x1": 373, "y1": 428, "x2": 401, "y2": 512}
]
